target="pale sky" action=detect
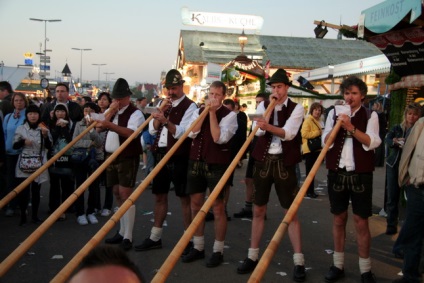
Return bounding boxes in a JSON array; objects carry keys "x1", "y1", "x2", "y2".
[{"x1": 0, "y1": 0, "x2": 383, "y2": 86}]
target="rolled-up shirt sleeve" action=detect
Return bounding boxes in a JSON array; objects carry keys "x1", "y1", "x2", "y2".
[
  {"x1": 173, "y1": 102, "x2": 197, "y2": 139},
  {"x1": 280, "y1": 104, "x2": 304, "y2": 141},
  {"x1": 128, "y1": 110, "x2": 144, "y2": 131},
  {"x1": 363, "y1": 111, "x2": 381, "y2": 151},
  {"x1": 216, "y1": 111, "x2": 237, "y2": 144}
]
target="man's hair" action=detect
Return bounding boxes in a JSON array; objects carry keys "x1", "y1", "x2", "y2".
[
  {"x1": 210, "y1": 81, "x2": 227, "y2": 96},
  {"x1": 339, "y1": 76, "x2": 367, "y2": 96},
  {"x1": 56, "y1": 83, "x2": 69, "y2": 92},
  {"x1": 82, "y1": 96, "x2": 92, "y2": 103},
  {"x1": 136, "y1": 97, "x2": 146, "y2": 102},
  {"x1": 256, "y1": 92, "x2": 269, "y2": 100},
  {"x1": 223, "y1": 99, "x2": 235, "y2": 109},
  {"x1": 0, "y1": 81, "x2": 13, "y2": 93},
  {"x1": 73, "y1": 245, "x2": 144, "y2": 281}
]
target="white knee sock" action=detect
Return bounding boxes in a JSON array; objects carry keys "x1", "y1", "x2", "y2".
[
  {"x1": 119, "y1": 215, "x2": 125, "y2": 236},
  {"x1": 248, "y1": 248, "x2": 259, "y2": 261},
  {"x1": 333, "y1": 251, "x2": 344, "y2": 270},
  {"x1": 150, "y1": 226, "x2": 162, "y2": 241},
  {"x1": 193, "y1": 236, "x2": 205, "y2": 251},
  {"x1": 213, "y1": 240, "x2": 225, "y2": 254},
  {"x1": 293, "y1": 253, "x2": 305, "y2": 266},
  {"x1": 359, "y1": 257, "x2": 371, "y2": 274},
  {"x1": 123, "y1": 205, "x2": 135, "y2": 241}
]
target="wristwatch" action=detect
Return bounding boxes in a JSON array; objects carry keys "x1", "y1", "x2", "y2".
[{"x1": 163, "y1": 121, "x2": 169, "y2": 127}]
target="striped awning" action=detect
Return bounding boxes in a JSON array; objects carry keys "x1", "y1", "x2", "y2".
[{"x1": 388, "y1": 74, "x2": 424, "y2": 91}]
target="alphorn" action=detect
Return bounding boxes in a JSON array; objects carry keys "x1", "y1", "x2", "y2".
[
  {"x1": 0, "y1": 104, "x2": 165, "y2": 278},
  {"x1": 50, "y1": 106, "x2": 211, "y2": 282},
  {"x1": 0, "y1": 122, "x2": 97, "y2": 210},
  {"x1": 151, "y1": 99, "x2": 278, "y2": 283},
  {"x1": 248, "y1": 119, "x2": 343, "y2": 283}
]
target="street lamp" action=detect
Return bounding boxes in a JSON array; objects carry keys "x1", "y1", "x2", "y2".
[
  {"x1": 104, "y1": 72, "x2": 115, "y2": 91},
  {"x1": 72, "y1": 48, "x2": 92, "y2": 84},
  {"x1": 29, "y1": 18, "x2": 61, "y2": 77},
  {"x1": 92, "y1": 63, "x2": 106, "y2": 87},
  {"x1": 238, "y1": 28, "x2": 248, "y2": 54}
]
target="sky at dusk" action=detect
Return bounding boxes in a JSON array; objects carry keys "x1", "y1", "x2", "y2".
[{"x1": 0, "y1": 0, "x2": 383, "y2": 86}]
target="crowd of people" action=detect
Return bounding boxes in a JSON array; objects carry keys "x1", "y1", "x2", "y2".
[{"x1": 1, "y1": 68, "x2": 423, "y2": 283}]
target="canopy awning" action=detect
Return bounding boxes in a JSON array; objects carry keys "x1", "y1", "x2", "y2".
[
  {"x1": 294, "y1": 54, "x2": 391, "y2": 81},
  {"x1": 360, "y1": 0, "x2": 422, "y2": 34}
]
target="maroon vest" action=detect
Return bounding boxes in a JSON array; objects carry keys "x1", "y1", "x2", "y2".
[
  {"x1": 189, "y1": 106, "x2": 233, "y2": 164},
  {"x1": 325, "y1": 106, "x2": 375, "y2": 173},
  {"x1": 160, "y1": 96, "x2": 195, "y2": 156},
  {"x1": 116, "y1": 104, "x2": 142, "y2": 158},
  {"x1": 251, "y1": 99, "x2": 302, "y2": 166}
]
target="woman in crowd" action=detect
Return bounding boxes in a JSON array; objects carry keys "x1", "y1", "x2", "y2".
[
  {"x1": 372, "y1": 101, "x2": 387, "y2": 167},
  {"x1": 13, "y1": 105, "x2": 52, "y2": 225},
  {"x1": 385, "y1": 102, "x2": 421, "y2": 235},
  {"x1": 96, "y1": 92, "x2": 113, "y2": 217},
  {"x1": 301, "y1": 102, "x2": 324, "y2": 198},
  {"x1": 3, "y1": 92, "x2": 28, "y2": 216},
  {"x1": 73, "y1": 102, "x2": 105, "y2": 225},
  {"x1": 48, "y1": 103, "x2": 75, "y2": 220}
]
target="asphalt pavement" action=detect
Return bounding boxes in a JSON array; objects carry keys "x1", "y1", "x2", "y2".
[{"x1": 0, "y1": 160, "x2": 404, "y2": 283}]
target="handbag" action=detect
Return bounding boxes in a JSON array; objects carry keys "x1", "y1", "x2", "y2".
[
  {"x1": 71, "y1": 147, "x2": 89, "y2": 163},
  {"x1": 307, "y1": 118, "x2": 322, "y2": 152},
  {"x1": 307, "y1": 136, "x2": 322, "y2": 152},
  {"x1": 18, "y1": 130, "x2": 43, "y2": 173}
]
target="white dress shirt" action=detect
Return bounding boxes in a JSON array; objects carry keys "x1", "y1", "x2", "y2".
[
  {"x1": 323, "y1": 107, "x2": 381, "y2": 171},
  {"x1": 188, "y1": 106, "x2": 237, "y2": 144},
  {"x1": 254, "y1": 98, "x2": 304, "y2": 154},
  {"x1": 105, "y1": 105, "x2": 145, "y2": 153},
  {"x1": 148, "y1": 95, "x2": 197, "y2": 148}
]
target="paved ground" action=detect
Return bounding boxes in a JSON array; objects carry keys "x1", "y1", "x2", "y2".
[{"x1": 0, "y1": 159, "x2": 405, "y2": 283}]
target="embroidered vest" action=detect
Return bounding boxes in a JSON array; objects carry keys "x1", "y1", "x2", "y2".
[
  {"x1": 116, "y1": 104, "x2": 142, "y2": 158},
  {"x1": 325, "y1": 106, "x2": 375, "y2": 173},
  {"x1": 251, "y1": 99, "x2": 302, "y2": 165},
  {"x1": 189, "y1": 106, "x2": 233, "y2": 164}
]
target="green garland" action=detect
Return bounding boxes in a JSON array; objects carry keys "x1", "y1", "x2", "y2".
[{"x1": 388, "y1": 88, "x2": 407, "y2": 129}]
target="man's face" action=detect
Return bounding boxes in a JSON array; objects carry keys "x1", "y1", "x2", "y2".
[
  {"x1": 113, "y1": 96, "x2": 130, "y2": 109},
  {"x1": 343, "y1": 85, "x2": 364, "y2": 111},
  {"x1": 166, "y1": 84, "x2": 184, "y2": 100},
  {"x1": 208, "y1": 86, "x2": 225, "y2": 104},
  {"x1": 255, "y1": 97, "x2": 264, "y2": 109},
  {"x1": 270, "y1": 83, "x2": 289, "y2": 103},
  {"x1": 55, "y1": 86, "x2": 69, "y2": 103},
  {"x1": 140, "y1": 99, "x2": 148, "y2": 108}
]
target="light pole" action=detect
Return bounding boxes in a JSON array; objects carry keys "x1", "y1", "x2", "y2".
[
  {"x1": 29, "y1": 18, "x2": 61, "y2": 77},
  {"x1": 72, "y1": 48, "x2": 92, "y2": 84},
  {"x1": 104, "y1": 72, "x2": 115, "y2": 91},
  {"x1": 92, "y1": 63, "x2": 106, "y2": 87}
]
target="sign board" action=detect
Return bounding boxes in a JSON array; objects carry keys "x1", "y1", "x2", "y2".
[
  {"x1": 205, "y1": 63, "x2": 222, "y2": 84},
  {"x1": 24, "y1": 59, "x2": 33, "y2": 65},
  {"x1": 40, "y1": 65, "x2": 50, "y2": 71},
  {"x1": 40, "y1": 56, "x2": 50, "y2": 60},
  {"x1": 24, "y1": 52, "x2": 34, "y2": 58},
  {"x1": 181, "y1": 7, "x2": 263, "y2": 31}
]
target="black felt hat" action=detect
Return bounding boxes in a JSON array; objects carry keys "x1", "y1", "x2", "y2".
[
  {"x1": 267, "y1": 68, "x2": 292, "y2": 86},
  {"x1": 111, "y1": 78, "x2": 132, "y2": 99},
  {"x1": 164, "y1": 69, "x2": 185, "y2": 88}
]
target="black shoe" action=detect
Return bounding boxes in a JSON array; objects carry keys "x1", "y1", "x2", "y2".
[
  {"x1": 306, "y1": 193, "x2": 318, "y2": 198},
  {"x1": 206, "y1": 252, "x2": 223, "y2": 268},
  {"x1": 233, "y1": 208, "x2": 253, "y2": 218},
  {"x1": 134, "y1": 238, "x2": 162, "y2": 251},
  {"x1": 182, "y1": 248, "x2": 205, "y2": 263},
  {"x1": 205, "y1": 211, "x2": 214, "y2": 222},
  {"x1": 386, "y1": 226, "x2": 397, "y2": 235},
  {"x1": 237, "y1": 258, "x2": 258, "y2": 274},
  {"x1": 105, "y1": 231, "x2": 124, "y2": 244},
  {"x1": 182, "y1": 241, "x2": 193, "y2": 257},
  {"x1": 31, "y1": 217, "x2": 43, "y2": 224},
  {"x1": 120, "y1": 239, "x2": 132, "y2": 251},
  {"x1": 325, "y1": 265, "x2": 345, "y2": 283},
  {"x1": 361, "y1": 271, "x2": 376, "y2": 283},
  {"x1": 393, "y1": 250, "x2": 404, "y2": 259},
  {"x1": 293, "y1": 265, "x2": 306, "y2": 282}
]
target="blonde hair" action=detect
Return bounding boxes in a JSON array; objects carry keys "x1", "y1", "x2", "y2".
[{"x1": 401, "y1": 103, "x2": 422, "y2": 129}]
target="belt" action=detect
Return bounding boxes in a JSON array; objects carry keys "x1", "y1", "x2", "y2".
[{"x1": 266, "y1": 153, "x2": 283, "y2": 160}]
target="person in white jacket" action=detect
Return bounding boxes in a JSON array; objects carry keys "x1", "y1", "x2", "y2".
[{"x1": 13, "y1": 104, "x2": 52, "y2": 225}]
